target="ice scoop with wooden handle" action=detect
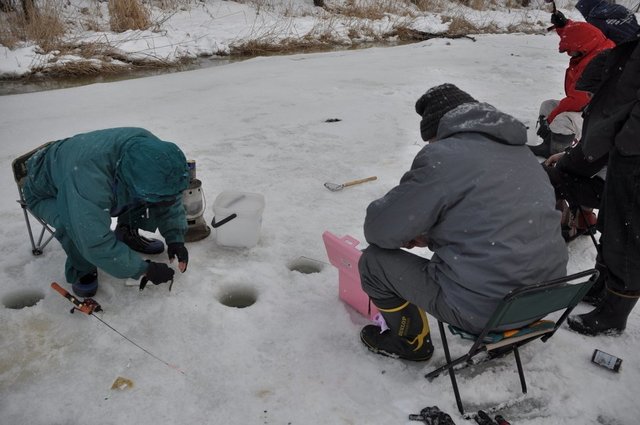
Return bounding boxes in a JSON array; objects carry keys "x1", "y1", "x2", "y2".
[{"x1": 324, "y1": 176, "x2": 377, "y2": 192}]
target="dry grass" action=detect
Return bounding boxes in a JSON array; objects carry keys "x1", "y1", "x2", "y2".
[
  {"x1": 108, "y1": 0, "x2": 151, "y2": 33},
  {"x1": 331, "y1": 0, "x2": 418, "y2": 20},
  {"x1": 230, "y1": 34, "x2": 343, "y2": 56},
  {"x1": 444, "y1": 15, "x2": 481, "y2": 35},
  {"x1": 408, "y1": 0, "x2": 445, "y2": 12},
  {"x1": 154, "y1": 0, "x2": 192, "y2": 11},
  {"x1": 29, "y1": 40, "x2": 183, "y2": 77},
  {"x1": 0, "y1": 0, "x2": 65, "y2": 50}
]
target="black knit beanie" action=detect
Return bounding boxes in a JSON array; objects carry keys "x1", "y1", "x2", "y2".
[{"x1": 415, "y1": 83, "x2": 477, "y2": 141}]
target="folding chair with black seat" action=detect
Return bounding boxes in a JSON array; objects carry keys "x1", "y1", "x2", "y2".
[
  {"x1": 425, "y1": 269, "x2": 599, "y2": 416},
  {"x1": 12, "y1": 142, "x2": 56, "y2": 256}
]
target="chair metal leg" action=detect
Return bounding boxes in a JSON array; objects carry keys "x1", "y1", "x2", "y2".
[
  {"x1": 19, "y1": 199, "x2": 55, "y2": 256},
  {"x1": 32, "y1": 212, "x2": 55, "y2": 250},
  {"x1": 437, "y1": 321, "x2": 466, "y2": 415},
  {"x1": 425, "y1": 351, "x2": 471, "y2": 380},
  {"x1": 513, "y1": 346, "x2": 527, "y2": 394}
]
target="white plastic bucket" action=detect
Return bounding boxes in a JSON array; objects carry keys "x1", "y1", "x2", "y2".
[{"x1": 211, "y1": 191, "x2": 265, "y2": 248}]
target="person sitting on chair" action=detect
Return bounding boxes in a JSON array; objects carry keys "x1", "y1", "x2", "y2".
[
  {"x1": 358, "y1": 84, "x2": 568, "y2": 362},
  {"x1": 23, "y1": 127, "x2": 190, "y2": 297},
  {"x1": 530, "y1": 19, "x2": 614, "y2": 158}
]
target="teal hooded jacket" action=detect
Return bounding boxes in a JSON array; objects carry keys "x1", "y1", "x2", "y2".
[{"x1": 23, "y1": 127, "x2": 190, "y2": 280}]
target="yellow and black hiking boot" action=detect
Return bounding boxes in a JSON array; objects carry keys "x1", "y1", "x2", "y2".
[{"x1": 360, "y1": 301, "x2": 434, "y2": 362}]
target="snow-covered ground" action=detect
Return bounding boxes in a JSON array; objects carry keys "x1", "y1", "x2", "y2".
[{"x1": 1, "y1": 31, "x2": 639, "y2": 424}]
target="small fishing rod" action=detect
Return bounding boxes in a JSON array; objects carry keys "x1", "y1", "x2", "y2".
[{"x1": 51, "y1": 282, "x2": 185, "y2": 375}]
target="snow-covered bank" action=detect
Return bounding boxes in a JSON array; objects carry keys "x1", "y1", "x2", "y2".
[{"x1": 1, "y1": 0, "x2": 561, "y2": 79}]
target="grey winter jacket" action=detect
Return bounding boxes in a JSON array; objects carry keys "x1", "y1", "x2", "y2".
[{"x1": 364, "y1": 102, "x2": 568, "y2": 327}]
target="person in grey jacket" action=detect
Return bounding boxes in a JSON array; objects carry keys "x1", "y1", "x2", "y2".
[{"x1": 358, "y1": 84, "x2": 568, "y2": 361}]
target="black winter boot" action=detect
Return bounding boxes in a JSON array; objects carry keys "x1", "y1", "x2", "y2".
[
  {"x1": 529, "y1": 136, "x2": 552, "y2": 158},
  {"x1": 582, "y1": 257, "x2": 607, "y2": 306},
  {"x1": 72, "y1": 270, "x2": 98, "y2": 298},
  {"x1": 550, "y1": 132, "x2": 575, "y2": 155},
  {"x1": 568, "y1": 291, "x2": 639, "y2": 336},
  {"x1": 530, "y1": 132, "x2": 575, "y2": 158},
  {"x1": 115, "y1": 224, "x2": 165, "y2": 254},
  {"x1": 360, "y1": 301, "x2": 434, "y2": 361}
]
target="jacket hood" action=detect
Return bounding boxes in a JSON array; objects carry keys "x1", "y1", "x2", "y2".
[
  {"x1": 557, "y1": 21, "x2": 609, "y2": 54},
  {"x1": 116, "y1": 137, "x2": 189, "y2": 203},
  {"x1": 576, "y1": 0, "x2": 600, "y2": 17},
  {"x1": 577, "y1": 0, "x2": 629, "y2": 20},
  {"x1": 435, "y1": 102, "x2": 527, "y2": 146}
]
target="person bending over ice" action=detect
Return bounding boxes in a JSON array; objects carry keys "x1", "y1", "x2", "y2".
[{"x1": 23, "y1": 127, "x2": 190, "y2": 297}]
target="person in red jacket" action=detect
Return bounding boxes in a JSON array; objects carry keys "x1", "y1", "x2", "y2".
[{"x1": 530, "y1": 19, "x2": 614, "y2": 158}]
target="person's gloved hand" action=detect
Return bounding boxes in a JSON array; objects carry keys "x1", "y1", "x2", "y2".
[
  {"x1": 145, "y1": 261, "x2": 175, "y2": 285},
  {"x1": 551, "y1": 10, "x2": 568, "y2": 28},
  {"x1": 544, "y1": 151, "x2": 565, "y2": 167},
  {"x1": 403, "y1": 235, "x2": 430, "y2": 249},
  {"x1": 167, "y1": 242, "x2": 189, "y2": 272},
  {"x1": 536, "y1": 115, "x2": 552, "y2": 140}
]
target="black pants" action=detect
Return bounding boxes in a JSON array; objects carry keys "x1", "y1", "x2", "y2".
[
  {"x1": 544, "y1": 166, "x2": 604, "y2": 209},
  {"x1": 543, "y1": 145, "x2": 607, "y2": 209},
  {"x1": 600, "y1": 149, "x2": 640, "y2": 295}
]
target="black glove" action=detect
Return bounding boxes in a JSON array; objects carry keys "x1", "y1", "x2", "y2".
[
  {"x1": 536, "y1": 115, "x2": 552, "y2": 140},
  {"x1": 167, "y1": 242, "x2": 189, "y2": 272},
  {"x1": 410, "y1": 406, "x2": 456, "y2": 425},
  {"x1": 144, "y1": 261, "x2": 175, "y2": 285},
  {"x1": 551, "y1": 10, "x2": 568, "y2": 28}
]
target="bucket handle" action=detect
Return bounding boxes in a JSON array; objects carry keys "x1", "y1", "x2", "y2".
[{"x1": 211, "y1": 213, "x2": 237, "y2": 228}]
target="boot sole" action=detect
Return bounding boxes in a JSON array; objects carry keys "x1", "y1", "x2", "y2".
[
  {"x1": 360, "y1": 334, "x2": 434, "y2": 362},
  {"x1": 567, "y1": 319, "x2": 624, "y2": 336}
]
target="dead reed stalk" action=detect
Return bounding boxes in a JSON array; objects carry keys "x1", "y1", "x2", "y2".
[
  {"x1": 108, "y1": 0, "x2": 151, "y2": 33},
  {"x1": 0, "y1": 0, "x2": 65, "y2": 50}
]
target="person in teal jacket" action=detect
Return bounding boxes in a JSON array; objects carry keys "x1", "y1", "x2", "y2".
[{"x1": 23, "y1": 127, "x2": 191, "y2": 297}]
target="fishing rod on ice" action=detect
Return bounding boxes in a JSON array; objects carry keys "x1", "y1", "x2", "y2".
[{"x1": 51, "y1": 282, "x2": 185, "y2": 375}]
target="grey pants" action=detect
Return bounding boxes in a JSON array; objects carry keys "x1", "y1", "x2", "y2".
[{"x1": 358, "y1": 245, "x2": 482, "y2": 334}]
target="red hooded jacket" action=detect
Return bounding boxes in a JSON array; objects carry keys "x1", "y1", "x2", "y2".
[{"x1": 547, "y1": 21, "x2": 615, "y2": 124}]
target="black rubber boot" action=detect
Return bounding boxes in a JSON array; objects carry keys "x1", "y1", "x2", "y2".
[
  {"x1": 72, "y1": 270, "x2": 98, "y2": 298},
  {"x1": 568, "y1": 291, "x2": 639, "y2": 336},
  {"x1": 549, "y1": 132, "x2": 575, "y2": 155},
  {"x1": 582, "y1": 257, "x2": 607, "y2": 306},
  {"x1": 360, "y1": 301, "x2": 434, "y2": 362},
  {"x1": 115, "y1": 224, "x2": 165, "y2": 254},
  {"x1": 530, "y1": 132, "x2": 575, "y2": 158},
  {"x1": 529, "y1": 134, "x2": 551, "y2": 157}
]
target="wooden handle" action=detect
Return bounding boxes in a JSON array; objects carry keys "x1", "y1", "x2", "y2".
[
  {"x1": 51, "y1": 282, "x2": 99, "y2": 314},
  {"x1": 342, "y1": 176, "x2": 377, "y2": 188},
  {"x1": 51, "y1": 282, "x2": 68, "y2": 297}
]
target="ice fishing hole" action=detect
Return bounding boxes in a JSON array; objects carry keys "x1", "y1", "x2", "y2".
[
  {"x1": 2, "y1": 289, "x2": 45, "y2": 309},
  {"x1": 218, "y1": 286, "x2": 257, "y2": 308},
  {"x1": 287, "y1": 257, "x2": 325, "y2": 274}
]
